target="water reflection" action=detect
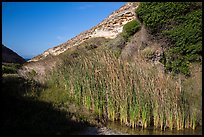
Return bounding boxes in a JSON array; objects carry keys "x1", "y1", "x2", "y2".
[{"x1": 107, "y1": 121, "x2": 202, "y2": 135}]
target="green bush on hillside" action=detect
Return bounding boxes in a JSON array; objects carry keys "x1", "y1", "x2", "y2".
[
  {"x1": 85, "y1": 44, "x2": 97, "y2": 50},
  {"x1": 2, "y1": 63, "x2": 21, "y2": 74},
  {"x1": 122, "y1": 20, "x2": 141, "y2": 41},
  {"x1": 2, "y1": 65, "x2": 17, "y2": 74},
  {"x1": 136, "y1": 2, "x2": 202, "y2": 75}
]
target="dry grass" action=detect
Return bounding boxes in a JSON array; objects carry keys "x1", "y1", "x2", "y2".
[{"x1": 45, "y1": 47, "x2": 202, "y2": 130}]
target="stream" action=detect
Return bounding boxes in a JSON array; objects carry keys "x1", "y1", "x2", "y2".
[
  {"x1": 70, "y1": 126, "x2": 128, "y2": 135},
  {"x1": 71, "y1": 121, "x2": 202, "y2": 135}
]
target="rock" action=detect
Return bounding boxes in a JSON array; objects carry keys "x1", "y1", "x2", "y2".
[{"x1": 71, "y1": 115, "x2": 77, "y2": 121}]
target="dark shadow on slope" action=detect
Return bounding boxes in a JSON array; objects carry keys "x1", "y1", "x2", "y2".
[{"x1": 1, "y1": 74, "x2": 91, "y2": 135}]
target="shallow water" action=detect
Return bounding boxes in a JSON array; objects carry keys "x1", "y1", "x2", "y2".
[
  {"x1": 71, "y1": 121, "x2": 202, "y2": 135},
  {"x1": 106, "y1": 121, "x2": 202, "y2": 135}
]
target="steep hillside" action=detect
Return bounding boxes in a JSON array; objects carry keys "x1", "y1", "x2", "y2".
[
  {"x1": 19, "y1": 2, "x2": 202, "y2": 81},
  {"x1": 29, "y1": 2, "x2": 139, "y2": 62},
  {"x1": 17, "y1": 2, "x2": 202, "y2": 132},
  {"x1": 2, "y1": 44, "x2": 26, "y2": 64},
  {"x1": 136, "y1": 2, "x2": 202, "y2": 75},
  {"x1": 19, "y1": 2, "x2": 140, "y2": 81}
]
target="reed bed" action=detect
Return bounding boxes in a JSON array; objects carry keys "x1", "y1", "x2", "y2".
[{"x1": 46, "y1": 48, "x2": 202, "y2": 131}]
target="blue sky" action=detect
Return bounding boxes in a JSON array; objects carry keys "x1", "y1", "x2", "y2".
[{"x1": 2, "y1": 2, "x2": 126, "y2": 59}]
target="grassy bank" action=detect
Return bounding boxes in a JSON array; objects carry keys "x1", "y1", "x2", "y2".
[
  {"x1": 1, "y1": 74, "x2": 97, "y2": 135},
  {"x1": 44, "y1": 47, "x2": 202, "y2": 131}
]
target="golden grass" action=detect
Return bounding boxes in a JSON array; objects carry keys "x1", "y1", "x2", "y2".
[{"x1": 45, "y1": 47, "x2": 202, "y2": 130}]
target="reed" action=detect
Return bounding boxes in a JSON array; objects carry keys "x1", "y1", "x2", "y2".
[
  {"x1": 44, "y1": 47, "x2": 202, "y2": 131},
  {"x1": 141, "y1": 104, "x2": 148, "y2": 129},
  {"x1": 169, "y1": 111, "x2": 173, "y2": 130},
  {"x1": 153, "y1": 102, "x2": 159, "y2": 128}
]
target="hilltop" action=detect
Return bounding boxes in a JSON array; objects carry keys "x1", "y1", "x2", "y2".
[{"x1": 2, "y1": 44, "x2": 26, "y2": 64}]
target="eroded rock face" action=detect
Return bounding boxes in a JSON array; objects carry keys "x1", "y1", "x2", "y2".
[{"x1": 29, "y1": 2, "x2": 139, "y2": 62}]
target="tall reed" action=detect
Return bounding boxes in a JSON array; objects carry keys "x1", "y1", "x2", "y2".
[{"x1": 45, "y1": 47, "x2": 202, "y2": 131}]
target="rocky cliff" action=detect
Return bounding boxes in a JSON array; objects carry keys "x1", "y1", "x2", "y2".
[
  {"x1": 19, "y1": 2, "x2": 142, "y2": 83},
  {"x1": 29, "y1": 2, "x2": 139, "y2": 62}
]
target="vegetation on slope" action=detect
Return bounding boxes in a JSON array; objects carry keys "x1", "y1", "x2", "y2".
[
  {"x1": 122, "y1": 20, "x2": 141, "y2": 41},
  {"x1": 8, "y1": 2, "x2": 202, "y2": 134},
  {"x1": 2, "y1": 74, "x2": 96, "y2": 135},
  {"x1": 136, "y1": 2, "x2": 202, "y2": 75},
  {"x1": 44, "y1": 45, "x2": 201, "y2": 131},
  {"x1": 2, "y1": 63, "x2": 22, "y2": 74}
]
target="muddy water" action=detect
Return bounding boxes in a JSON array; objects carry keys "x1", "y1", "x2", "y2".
[
  {"x1": 70, "y1": 126, "x2": 128, "y2": 135},
  {"x1": 106, "y1": 121, "x2": 202, "y2": 135},
  {"x1": 72, "y1": 121, "x2": 202, "y2": 135}
]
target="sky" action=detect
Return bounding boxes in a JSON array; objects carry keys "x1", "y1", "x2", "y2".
[{"x1": 2, "y1": 2, "x2": 126, "y2": 59}]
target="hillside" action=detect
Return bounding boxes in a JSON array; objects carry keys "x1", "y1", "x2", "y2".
[
  {"x1": 2, "y1": 44, "x2": 26, "y2": 64},
  {"x1": 20, "y1": 2, "x2": 202, "y2": 79},
  {"x1": 29, "y1": 2, "x2": 139, "y2": 62},
  {"x1": 17, "y1": 2, "x2": 202, "y2": 133},
  {"x1": 136, "y1": 2, "x2": 202, "y2": 75},
  {"x1": 19, "y1": 2, "x2": 139, "y2": 82}
]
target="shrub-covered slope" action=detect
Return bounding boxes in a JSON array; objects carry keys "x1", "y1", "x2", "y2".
[
  {"x1": 136, "y1": 2, "x2": 202, "y2": 75},
  {"x1": 17, "y1": 2, "x2": 202, "y2": 132}
]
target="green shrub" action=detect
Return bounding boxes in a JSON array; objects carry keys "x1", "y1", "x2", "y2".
[
  {"x1": 2, "y1": 63, "x2": 21, "y2": 74},
  {"x1": 122, "y1": 20, "x2": 141, "y2": 41},
  {"x1": 85, "y1": 44, "x2": 97, "y2": 50},
  {"x1": 141, "y1": 47, "x2": 156, "y2": 59},
  {"x1": 28, "y1": 69, "x2": 37, "y2": 78},
  {"x1": 70, "y1": 52, "x2": 79, "y2": 58},
  {"x1": 2, "y1": 65, "x2": 17, "y2": 74},
  {"x1": 136, "y1": 2, "x2": 202, "y2": 75}
]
